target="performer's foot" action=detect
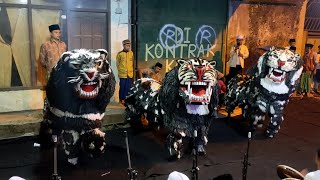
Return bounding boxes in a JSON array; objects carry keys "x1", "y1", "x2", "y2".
[
  {"x1": 197, "y1": 145, "x2": 206, "y2": 155},
  {"x1": 166, "y1": 134, "x2": 183, "y2": 159},
  {"x1": 68, "y1": 157, "x2": 78, "y2": 165},
  {"x1": 265, "y1": 130, "x2": 275, "y2": 138}
]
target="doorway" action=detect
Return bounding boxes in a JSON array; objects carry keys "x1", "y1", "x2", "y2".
[{"x1": 68, "y1": 11, "x2": 107, "y2": 50}]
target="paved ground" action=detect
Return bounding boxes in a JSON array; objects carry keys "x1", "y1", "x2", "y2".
[{"x1": 0, "y1": 97, "x2": 319, "y2": 180}]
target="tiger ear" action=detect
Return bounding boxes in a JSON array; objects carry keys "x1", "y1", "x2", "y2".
[
  {"x1": 96, "y1": 49, "x2": 108, "y2": 61},
  {"x1": 269, "y1": 46, "x2": 275, "y2": 51},
  {"x1": 177, "y1": 59, "x2": 186, "y2": 66},
  {"x1": 61, "y1": 51, "x2": 72, "y2": 62}
]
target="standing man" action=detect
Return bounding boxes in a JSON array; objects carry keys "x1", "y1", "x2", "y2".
[
  {"x1": 39, "y1": 24, "x2": 67, "y2": 78},
  {"x1": 313, "y1": 45, "x2": 320, "y2": 94},
  {"x1": 116, "y1": 39, "x2": 134, "y2": 105},
  {"x1": 285, "y1": 39, "x2": 296, "y2": 50},
  {"x1": 227, "y1": 35, "x2": 249, "y2": 81},
  {"x1": 301, "y1": 149, "x2": 320, "y2": 180},
  {"x1": 289, "y1": 46, "x2": 297, "y2": 54},
  {"x1": 139, "y1": 62, "x2": 163, "y2": 82},
  {"x1": 298, "y1": 44, "x2": 317, "y2": 97}
]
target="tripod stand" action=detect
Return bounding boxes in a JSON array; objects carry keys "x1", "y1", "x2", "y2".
[
  {"x1": 242, "y1": 132, "x2": 251, "y2": 180},
  {"x1": 51, "y1": 135, "x2": 61, "y2": 180},
  {"x1": 124, "y1": 131, "x2": 138, "y2": 180},
  {"x1": 191, "y1": 130, "x2": 199, "y2": 180}
]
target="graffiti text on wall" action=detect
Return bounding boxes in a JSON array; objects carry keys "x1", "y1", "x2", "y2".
[{"x1": 145, "y1": 24, "x2": 217, "y2": 71}]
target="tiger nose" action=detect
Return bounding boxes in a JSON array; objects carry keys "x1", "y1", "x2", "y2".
[
  {"x1": 86, "y1": 72, "x2": 95, "y2": 80},
  {"x1": 196, "y1": 67, "x2": 205, "y2": 81},
  {"x1": 278, "y1": 60, "x2": 285, "y2": 67}
]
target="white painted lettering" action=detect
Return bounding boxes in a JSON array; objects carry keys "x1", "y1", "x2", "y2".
[
  {"x1": 188, "y1": 44, "x2": 197, "y2": 58},
  {"x1": 145, "y1": 44, "x2": 155, "y2": 61},
  {"x1": 154, "y1": 43, "x2": 164, "y2": 58}
]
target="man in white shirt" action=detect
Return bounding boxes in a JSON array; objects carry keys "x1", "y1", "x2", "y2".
[
  {"x1": 227, "y1": 35, "x2": 249, "y2": 81},
  {"x1": 304, "y1": 149, "x2": 320, "y2": 180}
]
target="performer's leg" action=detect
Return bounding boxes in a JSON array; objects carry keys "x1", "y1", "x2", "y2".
[
  {"x1": 166, "y1": 131, "x2": 184, "y2": 159},
  {"x1": 266, "y1": 114, "x2": 283, "y2": 138},
  {"x1": 251, "y1": 110, "x2": 265, "y2": 129},
  {"x1": 195, "y1": 126, "x2": 209, "y2": 155},
  {"x1": 62, "y1": 130, "x2": 81, "y2": 165}
]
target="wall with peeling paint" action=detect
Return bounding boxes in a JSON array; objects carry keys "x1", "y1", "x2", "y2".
[{"x1": 227, "y1": 0, "x2": 307, "y2": 73}]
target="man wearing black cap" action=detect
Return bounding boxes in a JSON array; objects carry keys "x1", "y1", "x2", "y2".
[
  {"x1": 289, "y1": 46, "x2": 297, "y2": 53},
  {"x1": 39, "y1": 24, "x2": 67, "y2": 77},
  {"x1": 139, "y1": 62, "x2": 163, "y2": 82},
  {"x1": 285, "y1": 39, "x2": 296, "y2": 50}
]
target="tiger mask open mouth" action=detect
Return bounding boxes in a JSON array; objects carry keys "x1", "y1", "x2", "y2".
[
  {"x1": 177, "y1": 58, "x2": 217, "y2": 105},
  {"x1": 64, "y1": 49, "x2": 111, "y2": 99},
  {"x1": 263, "y1": 48, "x2": 300, "y2": 83}
]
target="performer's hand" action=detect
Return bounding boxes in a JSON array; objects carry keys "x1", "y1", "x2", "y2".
[
  {"x1": 300, "y1": 168, "x2": 309, "y2": 176},
  {"x1": 239, "y1": 53, "x2": 244, "y2": 58}
]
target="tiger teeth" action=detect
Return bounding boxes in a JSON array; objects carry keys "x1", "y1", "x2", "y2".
[
  {"x1": 273, "y1": 69, "x2": 283, "y2": 73},
  {"x1": 191, "y1": 82, "x2": 207, "y2": 86},
  {"x1": 79, "y1": 87, "x2": 99, "y2": 98},
  {"x1": 187, "y1": 82, "x2": 191, "y2": 94},
  {"x1": 82, "y1": 82, "x2": 97, "y2": 85},
  {"x1": 188, "y1": 95, "x2": 207, "y2": 101},
  {"x1": 99, "y1": 80, "x2": 102, "y2": 88}
]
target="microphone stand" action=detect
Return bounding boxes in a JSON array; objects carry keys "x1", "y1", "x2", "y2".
[
  {"x1": 191, "y1": 130, "x2": 199, "y2": 180},
  {"x1": 242, "y1": 132, "x2": 251, "y2": 180},
  {"x1": 51, "y1": 135, "x2": 61, "y2": 180},
  {"x1": 124, "y1": 131, "x2": 138, "y2": 180}
]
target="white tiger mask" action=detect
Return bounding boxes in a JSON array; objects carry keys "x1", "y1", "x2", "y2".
[
  {"x1": 258, "y1": 47, "x2": 301, "y2": 83},
  {"x1": 61, "y1": 49, "x2": 111, "y2": 99},
  {"x1": 177, "y1": 58, "x2": 218, "y2": 104}
]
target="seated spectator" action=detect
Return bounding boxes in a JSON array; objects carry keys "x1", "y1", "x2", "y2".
[
  {"x1": 216, "y1": 70, "x2": 226, "y2": 107},
  {"x1": 9, "y1": 177, "x2": 26, "y2": 180},
  {"x1": 302, "y1": 148, "x2": 320, "y2": 180},
  {"x1": 140, "y1": 62, "x2": 163, "y2": 83},
  {"x1": 167, "y1": 171, "x2": 189, "y2": 180}
]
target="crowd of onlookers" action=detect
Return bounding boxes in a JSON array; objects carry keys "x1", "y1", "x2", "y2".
[{"x1": 284, "y1": 39, "x2": 320, "y2": 97}]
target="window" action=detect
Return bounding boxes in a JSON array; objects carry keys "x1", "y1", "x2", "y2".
[
  {"x1": 31, "y1": 0, "x2": 62, "y2": 6},
  {"x1": 0, "y1": 0, "x2": 27, "y2": 4},
  {"x1": 0, "y1": 7, "x2": 31, "y2": 88}
]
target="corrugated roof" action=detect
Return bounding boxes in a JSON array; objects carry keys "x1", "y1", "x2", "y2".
[{"x1": 305, "y1": 0, "x2": 320, "y2": 31}]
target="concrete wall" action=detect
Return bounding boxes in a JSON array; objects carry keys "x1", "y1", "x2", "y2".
[
  {"x1": 0, "y1": 89, "x2": 44, "y2": 113},
  {"x1": 110, "y1": 0, "x2": 130, "y2": 103},
  {"x1": 227, "y1": 0, "x2": 307, "y2": 73}
]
